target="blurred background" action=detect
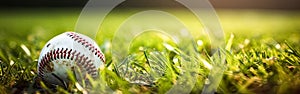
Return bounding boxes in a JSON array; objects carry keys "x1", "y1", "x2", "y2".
[
  {"x1": 1, "y1": 0, "x2": 300, "y2": 9},
  {"x1": 1, "y1": 0, "x2": 299, "y2": 43}
]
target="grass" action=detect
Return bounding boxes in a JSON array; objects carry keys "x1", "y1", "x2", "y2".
[{"x1": 0, "y1": 8, "x2": 300, "y2": 93}]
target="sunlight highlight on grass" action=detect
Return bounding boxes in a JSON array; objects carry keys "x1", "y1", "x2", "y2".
[{"x1": 0, "y1": 9, "x2": 299, "y2": 93}]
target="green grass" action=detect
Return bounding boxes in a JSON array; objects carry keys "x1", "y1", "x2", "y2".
[{"x1": 0, "y1": 8, "x2": 300, "y2": 93}]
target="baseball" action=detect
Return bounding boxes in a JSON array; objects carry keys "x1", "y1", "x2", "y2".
[{"x1": 37, "y1": 32, "x2": 105, "y2": 87}]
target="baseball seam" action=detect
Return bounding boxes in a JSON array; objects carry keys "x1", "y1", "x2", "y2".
[
  {"x1": 66, "y1": 32, "x2": 105, "y2": 63},
  {"x1": 38, "y1": 48, "x2": 98, "y2": 78}
]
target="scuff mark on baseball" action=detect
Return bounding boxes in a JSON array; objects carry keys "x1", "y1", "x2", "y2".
[{"x1": 37, "y1": 31, "x2": 105, "y2": 86}]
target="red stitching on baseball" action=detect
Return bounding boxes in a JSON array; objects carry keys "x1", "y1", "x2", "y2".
[
  {"x1": 66, "y1": 32, "x2": 105, "y2": 63},
  {"x1": 38, "y1": 48, "x2": 99, "y2": 80}
]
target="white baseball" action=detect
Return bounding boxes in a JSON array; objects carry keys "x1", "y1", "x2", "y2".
[{"x1": 37, "y1": 32, "x2": 105, "y2": 86}]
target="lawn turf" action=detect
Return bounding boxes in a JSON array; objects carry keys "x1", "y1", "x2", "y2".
[{"x1": 0, "y1": 8, "x2": 300, "y2": 93}]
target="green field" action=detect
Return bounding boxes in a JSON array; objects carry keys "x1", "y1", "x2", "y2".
[{"x1": 0, "y1": 8, "x2": 300, "y2": 93}]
